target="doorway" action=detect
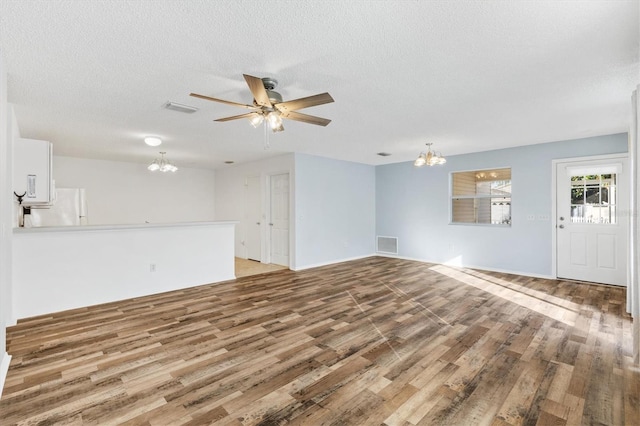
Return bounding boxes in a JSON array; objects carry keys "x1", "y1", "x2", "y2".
[{"x1": 555, "y1": 156, "x2": 629, "y2": 286}]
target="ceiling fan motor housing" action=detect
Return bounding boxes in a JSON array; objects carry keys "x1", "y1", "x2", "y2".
[
  {"x1": 257, "y1": 77, "x2": 282, "y2": 105},
  {"x1": 261, "y1": 77, "x2": 277, "y2": 90}
]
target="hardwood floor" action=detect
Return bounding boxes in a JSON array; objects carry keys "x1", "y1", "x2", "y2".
[{"x1": 1, "y1": 257, "x2": 638, "y2": 425}]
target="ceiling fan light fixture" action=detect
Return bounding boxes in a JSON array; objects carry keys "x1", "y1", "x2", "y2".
[
  {"x1": 249, "y1": 113, "x2": 264, "y2": 128},
  {"x1": 267, "y1": 111, "x2": 283, "y2": 130},
  {"x1": 272, "y1": 121, "x2": 284, "y2": 133}
]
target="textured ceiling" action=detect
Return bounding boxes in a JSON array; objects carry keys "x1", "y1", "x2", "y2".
[{"x1": 0, "y1": 1, "x2": 638, "y2": 169}]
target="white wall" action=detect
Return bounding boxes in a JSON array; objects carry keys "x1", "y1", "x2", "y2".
[
  {"x1": 13, "y1": 222, "x2": 236, "y2": 319},
  {"x1": 52, "y1": 156, "x2": 216, "y2": 225},
  {"x1": 376, "y1": 134, "x2": 629, "y2": 277},
  {"x1": 214, "y1": 153, "x2": 377, "y2": 270},
  {"x1": 0, "y1": 50, "x2": 11, "y2": 395},
  {"x1": 214, "y1": 154, "x2": 295, "y2": 264},
  {"x1": 294, "y1": 153, "x2": 376, "y2": 269}
]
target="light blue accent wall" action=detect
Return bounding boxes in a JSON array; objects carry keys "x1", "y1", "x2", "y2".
[
  {"x1": 376, "y1": 133, "x2": 628, "y2": 276},
  {"x1": 295, "y1": 153, "x2": 376, "y2": 269}
]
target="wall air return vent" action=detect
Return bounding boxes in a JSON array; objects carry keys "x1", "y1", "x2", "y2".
[
  {"x1": 376, "y1": 236, "x2": 398, "y2": 255},
  {"x1": 163, "y1": 101, "x2": 199, "y2": 113}
]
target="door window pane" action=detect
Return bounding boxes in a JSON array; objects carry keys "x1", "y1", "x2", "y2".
[
  {"x1": 571, "y1": 187, "x2": 584, "y2": 204},
  {"x1": 569, "y1": 174, "x2": 616, "y2": 224}
]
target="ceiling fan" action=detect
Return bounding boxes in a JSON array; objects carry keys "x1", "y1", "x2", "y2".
[{"x1": 190, "y1": 74, "x2": 334, "y2": 133}]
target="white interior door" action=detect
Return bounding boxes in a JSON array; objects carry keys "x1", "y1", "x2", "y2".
[
  {"x1": 245, "y1": 175, "x2": 261, "y2": 261},
  {"x1": 556, "y1": 157, "x2": 628, "y2": 286},
  {"x1": 269, "y1": 173, "x2": 289, "y2": 267}
]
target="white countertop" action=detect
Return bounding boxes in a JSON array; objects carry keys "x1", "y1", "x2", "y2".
[{"x1": 13, "y1": 220, "x2": 238, "y2": 234}]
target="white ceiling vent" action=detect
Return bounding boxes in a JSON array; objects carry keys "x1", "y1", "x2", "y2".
[
  {"x1": 376, "y1": 236, "x2": 398, "y2": 255},
  {"x1": 163, "y1": 101, "x2": 199, "y2": 114}
]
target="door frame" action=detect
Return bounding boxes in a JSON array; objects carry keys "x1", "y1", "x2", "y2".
[
  {"x1": 551, "y1": 153, "x2": 630, "y2": 281},
  {"x1": 265, "y1": 170, "x2": 293, "y2": 268}
]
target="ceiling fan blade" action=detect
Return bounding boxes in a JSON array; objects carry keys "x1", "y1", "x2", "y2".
[
  {"x1": 274, "y1": 92, "x2": 334, "y2": 113},
  {"x1": 189, "y1": 92, "x2": 257, "y2": 110},
  {"x1": 214, "y1": 112, "x2": 258, "y2": 122},
  {"x1": 243, "y1": 74, "x2": 272, "y2": 108},
  {"x1": 281, "y1": 110, "x2": 331, "y2": 126}
]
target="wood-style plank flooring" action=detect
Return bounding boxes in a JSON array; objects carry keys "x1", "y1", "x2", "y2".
[{"x1": 1, "y1": 257, "x2": 638, "y2": 425}]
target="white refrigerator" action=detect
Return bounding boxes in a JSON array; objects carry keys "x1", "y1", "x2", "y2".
[{"x1": 29, "y1": 188, "x2": 88, "y2": 227}]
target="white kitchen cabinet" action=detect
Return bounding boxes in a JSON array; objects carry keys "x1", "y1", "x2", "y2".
[{"x1": 13, "y1": 138, "x2": 53, "y2": 205}]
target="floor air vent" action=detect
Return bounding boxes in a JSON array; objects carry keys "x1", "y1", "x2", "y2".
[{"x1": 376, "y1": 236, "x2": 398, "y2": 255}]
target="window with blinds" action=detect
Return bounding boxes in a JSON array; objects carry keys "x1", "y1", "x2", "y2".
[{"x1": 451, "y1": 168, "x2": 511, "y2": 225}]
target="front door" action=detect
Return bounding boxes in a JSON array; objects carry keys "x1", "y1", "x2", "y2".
[
  {"x1": 556, "y1": 157, "x2": 629, "y2": 286},
  {"x1": 269, "y1": 173, "x2": 289, "y2": 267}
]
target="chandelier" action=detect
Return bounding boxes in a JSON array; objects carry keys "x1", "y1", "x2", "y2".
[
  {"x1": 148, "y1": 152, "x2": 178, "y2": 172},
  {"x1": 414, "y1": 143, "x2": 446, "y2": 167}
]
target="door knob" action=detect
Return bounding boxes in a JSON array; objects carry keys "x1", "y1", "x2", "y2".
[
  {"x1": 559, "y1": 216, "x2": 564, "y2": 221},
  {"x1": 558, "y1": 224, "x2": 565, "y2": 229}
]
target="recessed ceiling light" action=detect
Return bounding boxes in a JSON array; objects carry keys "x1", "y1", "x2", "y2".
[
  {"x1": 144, "y1": 137, "x2": 162, "y2": 147},
  {"x1": 377, "y1": 152, "x2": 392, "y2": 157}
]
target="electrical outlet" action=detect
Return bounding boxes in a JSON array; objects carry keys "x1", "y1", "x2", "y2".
[{"x1": 150, "y1": 263, "x2": 156, "y2": 272}]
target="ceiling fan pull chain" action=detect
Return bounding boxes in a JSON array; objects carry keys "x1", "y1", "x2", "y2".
[{"x1": 263, "y1": 119, "x2": 270, "y2": 150}]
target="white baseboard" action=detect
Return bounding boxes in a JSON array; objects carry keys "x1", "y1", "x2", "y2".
[
  {"x1": 375, "y1": 253, "x2": 555, "y2": 280},
  {"x1": 291, "y1": 253, "x2": 554, "y2": 280},
  {"x1": 292, "y1": 253, "x2": 377, "y2": 271},
  {"x1": 0, "y1": 352, "x2": 11, "y2": 398}
]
